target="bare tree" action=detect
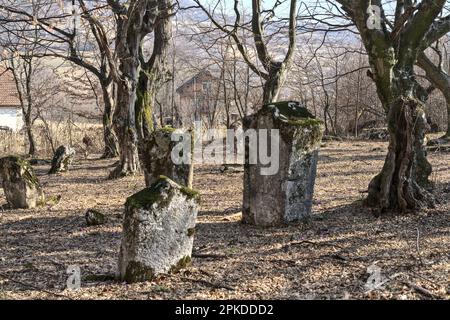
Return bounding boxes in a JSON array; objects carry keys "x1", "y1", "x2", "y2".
[
  {"x1": 0, "y1": 0, "x2": 121, "y2": 158},
  {"x1": 107, "y1": 0, "x2": 159, "y2": 178},
  {"x1": 334, "y1": 0, "x2": 450, "y2": 212},
  {"x1": 193, "y1": 0, "x2": 298, "y2": 104}
]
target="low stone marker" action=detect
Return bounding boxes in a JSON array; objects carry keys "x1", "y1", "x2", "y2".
[
  {"x1": 85, "y1": 209, "x2": 106, "y2": 226},
  {"x1": 139, "y1": 127, "x2": 193, "y2": 188},
  {"x1": 118, "y1": 176, "x2": 200, "y2": 283},
  {"x1": 0, "y1": 156, "x2": 45, "y2": 209},
  {"x1": 243, "y1": 101, "x2": 324, "y2": 226},
  {"x1": 49, "y1": 145, "x2": 76, "y2": 174}
]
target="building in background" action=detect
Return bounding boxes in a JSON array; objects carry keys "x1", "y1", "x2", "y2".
[
  {"x1": 0, "y1": 68, "x2": 23, "y2": 131},
  {"x1": 176, "y1": 70, "x2": 215, "y2": 124}
]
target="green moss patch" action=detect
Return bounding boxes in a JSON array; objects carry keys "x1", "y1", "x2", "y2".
[
  {"x1": 180, "y1": 186, "x2": 201, "y2": 202},
  {"x1": 170, "y1": 256, "x2": 192, "y2": 274},
  {"x1": 158, "y1": 126, "x2": 177, "y2": 135},
  {"x1": 123, "y1": 261, "x2": 155, "y2": 283}
]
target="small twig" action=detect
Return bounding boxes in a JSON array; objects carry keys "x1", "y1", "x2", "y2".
[
  {"x1": 282, "y1": 240, "x2": 344, "y2": 251},
  {"x1": 415, "y1": 227, "x2": 424, "y2": 266},
  {"x1": 401, "y1": 280, "x2": 441, "y2": 299},
  {"x1": 192, "y1": 253, "x2": 230, "y2": 259}
]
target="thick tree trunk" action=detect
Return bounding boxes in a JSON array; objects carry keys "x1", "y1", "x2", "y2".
[
  {"x1": 109, "y1": 0, "x2": 159, "y2": 178},
  {"x1": 366, "y1": 96, "x2": 434, "y2": 212},
  {"x1": 101, "y1": 83, "x2": 119, "y2": 159},
  {"x1": 136, "y1": 0, "x2": 171, "y2": 140},
  {"x1": 109, "y1": 61, "x2": 141, "y2": 179},
  {"x1": 262, "y1": 62, "x2": 285, "y2": 104},
  {"x1": 135, "y1": 70, "x2": 155, "y2": 142}
]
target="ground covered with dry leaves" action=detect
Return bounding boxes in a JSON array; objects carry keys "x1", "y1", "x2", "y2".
[{"x1": 0, "y1": 139, "x2": 449, "y2": 300}]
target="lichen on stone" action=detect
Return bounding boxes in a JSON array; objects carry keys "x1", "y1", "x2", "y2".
[
  {"x1": 179, "y1": 186, "x2": 201, "y2": 202},
  {"x1": 125, "y1": 176, "x2": 199, "y2": 209},
  {"x1": 187, "y1": 228, "x2": 196, "y2": 237},
  {"x1": 169, "y1": 255, "x2": 192, "y2": 274},
  {"x1": 158, "y1": 126, "x2": 177, "y2": 135},
  {"x1": 123, "y1": 261, "x2": 155, "y2": 283},
  {"x1": 125, "y1": 179, "x2": 174, "y2": 209}
]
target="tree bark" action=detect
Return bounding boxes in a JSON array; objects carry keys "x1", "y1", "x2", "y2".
[
  {"x1": 24, "y1": 114, "x2": 36, "y2": 156},
  {"x1": 135, "y1": 70, "x2": 155, "y2": 141},
  {"x1": 366, "y1": 95, "x2": 433, "y2": 212},
  {"x1": 262, "y1": 62, "x2": 286, "y2": 104},
  {"x1": 335, "y1": 0, "x2": 446, "y2": 212},
  {"x1": 135, "y1": 0, "x2": 171, "y2": 141},
  {"x1": 101, "y1": 81, "x2": 119, "y2": 159},
  {"x1": 108, "y1": 0, "x2": 159, "y2": 179},
  {"x1": 110, "y1": 59, "x2": 141, "y2": 178}
]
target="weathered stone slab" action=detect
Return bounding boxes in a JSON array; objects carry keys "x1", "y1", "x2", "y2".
[
  {"x1": 139, "y1": 127, "x2": 193, "y2": 188},
  {"x1": 85, "y1": 209, "x2": 106, "y2": 226},
  {"x1": 243, "y1": 101, "x2": 324, "y2": 226},
  {"x1": 0, "y1": 156, "x2": 45, "y2": 209},
  {"x1": 49, "y1": 145, "x2": 76, "y2": 174},
  {"x1": 118, "y1": 176, "x2": 200, "y2": 283}
]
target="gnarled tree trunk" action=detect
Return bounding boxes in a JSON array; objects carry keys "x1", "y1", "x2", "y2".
[
  {"x1": 335, "y1": 0, "x2": 447, "y2": 213},
  {"x1": 101, "y1": 81, "x2": 119, "y2": 159},
  {"x1": 109, "y1": 0, "x2": 159, "y2": 178},
  {"x1": 135, "y1": 0, "x2": 172, "y2": 141},
  {"x1": 366, "y1": 95, "x2": 433, "y2": 211}
]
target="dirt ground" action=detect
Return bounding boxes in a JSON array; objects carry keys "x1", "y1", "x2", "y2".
[{"x1": 0, "y1": 139, "x2": 449, "y2": 300}]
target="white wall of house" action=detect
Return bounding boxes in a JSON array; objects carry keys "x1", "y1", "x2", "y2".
[{"x1": 0, "y1": 107, "x2": 23, "y2": 131}]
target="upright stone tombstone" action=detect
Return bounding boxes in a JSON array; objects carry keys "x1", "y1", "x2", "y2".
[
  {"x1": 118, "y1": 176, "x2": 200, "y2": 283},
  {"x1": 139, "y1": 127, "x2": 193, "y2": 188},
  {"x1": 0, "y1": 156, "x2": 45, "y2": 209},
  {"x1": 49, "y1": 145, "x2": 76, "y2": 174},
  {"x1": 243, "y1": 101, "x2": 324, "y2": 227}
]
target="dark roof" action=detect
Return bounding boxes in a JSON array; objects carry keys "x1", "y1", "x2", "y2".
[
  {"x1": 0, "y1": 67, "x2": 21, "y2": 108},
  {"x1": 176, "y1": 70, "x2": 213, "y2": 93}
]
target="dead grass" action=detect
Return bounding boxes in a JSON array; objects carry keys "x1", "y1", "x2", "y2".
[{"x1": 0, "y1": 139, "x2": 449, "y2": 300}]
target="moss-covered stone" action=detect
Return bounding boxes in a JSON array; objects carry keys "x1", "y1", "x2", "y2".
[
  {"x1": 139, "y1": 128, "x2": 194, "y2": 188},
  {"x1": 187, "y1": 228, "x2": 196, "y2": 237},
  {"x1": 0, "y1": 155, "x2": 45, "y2": 209},
  {"x1": 118, "y1": 174, "x2": 199, "y2": 283},
  {"x1": 85, "y1": 209, "x2": 107, "y2": 226},
  {"x1": 123, "y1": 261, "x2": 155, "y2": 283},
  {"x1": 180, "y1": 186, "x2": 201, "y2": 202},
  {"x1": 48, "y1": 145, "x2": 75, "y2": 174},
  {"x1": 125, "y1": 176, "x2": 175, "y2": 209},
  {"x1": 125, "y1": 177, "x2": 200, "y2": 211},
  {"x1": 264, "y1": 101, "x2": 315, "y2": 120},
  {"x1": 243, "y1": 101, "x2": 323, "y2": 226},
  {"x1": 159, "y1": 126, "x2": 176, "y2": 135},
  {"x1": 169, "y1": 256, "x2": 192, "y2": 274}
]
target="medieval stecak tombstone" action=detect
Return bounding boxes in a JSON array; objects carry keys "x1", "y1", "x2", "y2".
[
  {"x1": 0, "y1": 156, "x2": 45, "y2": 209},
  {"x1": 139, "y1": 127, "x2": 193, "y2": 188},
  {"x1": 48, "y1": 145, "x2": 76, "y2": 174},
  {"x1": 117, "y1": 176, "x2": 200, "y2": 283},
  {"x1": 243, "y1": 101, "x2": 324, "y2": 227}
]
